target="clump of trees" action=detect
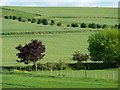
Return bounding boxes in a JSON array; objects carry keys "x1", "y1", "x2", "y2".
[
  {"x1": 72, "y1": 51, "x2": 89, "y2": 70},
  {"x1": 71, "y1": 23, "x2": 79, "y2": 27},
  {"x1": 42, "y1": 19, "x2": 48, "y2": 25},
  {"x1": 16, "y1": 39, "x2": 46, "y2": 71},
  {"x1": 88, "y1": 29, "x2": 120, "y2": 67}
]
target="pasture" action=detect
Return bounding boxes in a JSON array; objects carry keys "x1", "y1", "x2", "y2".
[
  {"x1": 1, "y1": 6, "x2": 119, "y2": 88},
  {"x1": 2, "y1": 69, "x2": 118, "y2": 88}
]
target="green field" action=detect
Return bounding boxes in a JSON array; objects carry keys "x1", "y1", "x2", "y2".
[
  {"x1": 1, "y1": 6, "x2": 119, "y2": 88},
  {"x1": 2, "y1": 69, "x2": 118, "y2": 88},
  {"x1": 1, "y1": 6, "x2": 118, "y2": 25}
]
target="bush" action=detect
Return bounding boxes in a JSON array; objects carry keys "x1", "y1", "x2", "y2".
[
  {"x1": 28, "y1": 18, "x2": 31, "y2": 22},
  {"x1": 51, "y1": 20, "x2": 55, "y2": 25},
  {"x1": 42, "y1": 19, "x2": 48, "y2": 25},
  {"x1": 9, "y1": 15, "x2": 12, "y2": 19},
  {"x1": 102, "y1": 24, "x2": 107, "y2": 29},
  {"x1": 81, "y1": 23, "x2": 87, "y2": 28},
  {"x1": 12, "y1": 16, "x2": 17, "y2": 20},
  {"x1": 18, "y1": 17, "x2": 22, "y2": 22},
  {"x1": 57, "y1": 22, "x2": 62, "y2": 26},
  {"x1": 88, "y1": 23, "x2": 96, "y2": 28},
  {"x1": 71, "y1": 23, "x2": 79, "y2": 27},
  {"x1": 31, "y1": 18, "x2": 36, "y2": 23},
  {"x1": 67, "y1": 24, "x2": 70, "y2": 27},
  {"x1": 37, "y1": 19, "x2": 42, "y2": 24},
  {"x1": 96, "y1": 24, "x2": 102, "y2": 28},
  {"x1": 4, "y1": 16, "x2": 9, "y2": 19}
]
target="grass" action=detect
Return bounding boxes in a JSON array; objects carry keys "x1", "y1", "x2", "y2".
[
  {"x1": 1, "y1": 6, "x2": 118, "y2": 25},
  {"x1": 2, "y1": 69, "x2": 118, "y2": 88},
  {"x1": 2, "y1": 32, "x2": 92, "y2": 66}
]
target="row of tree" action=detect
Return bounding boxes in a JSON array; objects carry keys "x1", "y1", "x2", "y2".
[{"x1": 4, "y1": 15, "x2": 119, "y2": 29}]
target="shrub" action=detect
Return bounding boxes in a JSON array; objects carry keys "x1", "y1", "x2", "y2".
[
  {"x1": 12, "y1": 16, "x2": 17, "y2": 20},
  {"x1": 67, "y1": 24, "x2": 70, "y2": 27},
  {"x1": 57, "y1": 22, "x2": 62, "y2": 26},
  {"x1": 28, "y1": 18, "x2": 31, "y2": 22},
  {"x1": 9, "y1": 15, "x2": 12, "y2": 19},
  {"x1": 31, "y1": 18, "x2": 36, "y2": 23},
  {"x1": 37, "y1": 19, "x2": 42, "y2": 24},
  {"x1": 4, "y1": 16, "x2": 8, "y2": 19},
  {"x1": 56, "y1": 60, "x2": 66, "y2": 70},
  {"x1": 81, "y1": 23, "x2": 87, "y2": 28},
  {"x1": 18, "y1": 17, "x2": 22, "y2": 22},
  {"x1": 96, "y1": 24, "x2": 102, "y2": 28},
  {"x1": 42, "y1": 19, "x2": 48, "y2": 25},
  {"x1": 51, "y1": 20, "x2": 55, "y2": 25},
  {"x1": 102, "y1": 24, "x2": 107, "y2": 29},
  {"x1": 88, "y1": 23, "x2": 96, "y2": 28},
  {"x1": 71, "y1": 23, "x2": 78, "y2": 27}
]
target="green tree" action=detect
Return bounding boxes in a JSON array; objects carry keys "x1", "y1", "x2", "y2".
[
  {"x1": 13, "y1": 16, "x2": 17, "y2": 20},
  {"x1": 81, "y1": 23, "x2": 87, "y2": 28},
  {"x1": 88, "y1": 29, "x2": 120, "y2": 67},
  {"x1": 42, "y1": 19, "x2": 48, "y2": 25},
  {"x1": 31, "y1": 18, "x2": 36, "y2": 23},
  {"x1": 18, "y1": 17, "x2": 22, "y2": 22},
  {"x1": 37, "y1": 19, "x2": 42, "y2": 24},
  {"x1": 50, "y1": 20, "x2": 55, "y2": 25},
  {"x1": 71, "y1": 23, "x2": 78, "y2": 27},
  {"x1": 57, "y1": 22, "x2": 62, "y2": 26}
]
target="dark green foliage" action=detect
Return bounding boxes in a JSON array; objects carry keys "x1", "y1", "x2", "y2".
[
  {"x1": 102, "y1": 24, "x2": 107, "y2": 29},
  {"x1": 18, "y1": 17, "x2": 22, "y2": 22},
  {"x1": 42, "y1": 19, "x2": 48, "y2": 25},
  {"x1": 16, "y1": 39, "x2": 46, "y2": 66},
  {"x1": 31, "y1": 18, "x2": 36, "y2": 23},
  {"x1": 96, "y1": 24, "x2": 102, "y2": 28},
  {"x1": 37, "y1": 19, "x2": 42, "y2": 24},
  {"x1": 88, "y1": 23, "x2": 96, "y2": 28},
  {"x1": 9, "y1": 15, "x2": 12, "y2": 19},
  {"x1": 12, "y1": 16, "x2": 17, "y2": 20},
  {"x1": 4, "y1": 16, "x2": 8, "y2": 19},
  {"x1": 88, "y1": 29, "x2": 120, "y2": 67},
  {"x1": 28, "y1": 18, "x2": 31, "y2": 22},
  {"x1": 57, "y1": 22, "x2": 62, "y2": 26},
  {"x1": 81, "y1": 23, "x2": 87, "y2": 28},
  {"x1": 72, "y1": 51, "x2": 89, "y2": 62},
  {"x1": 51, "y1": 20, "x2": 55, "y2": 25},
  {"x1": 71, "y1": 23, "x2": 79, "y2": 27},
  {"x1": 118, "y1": 24, "x2": 120, "y2": 29},
  {"x1": 67, "y1": 24, "x2": 70, "y2": 27}
]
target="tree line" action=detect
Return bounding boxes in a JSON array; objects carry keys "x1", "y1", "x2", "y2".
[{"x1": 3, "y1": 15, "x2": 119, "y2": 29}]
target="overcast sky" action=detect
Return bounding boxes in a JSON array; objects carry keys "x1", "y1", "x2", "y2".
[{"x1": 0, "y1": 0, "x2": 119, "y2": 7}]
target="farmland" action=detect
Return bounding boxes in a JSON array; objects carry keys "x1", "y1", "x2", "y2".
[{"x1": 1, "y1": 6, "x2": 119, "y2": 88}]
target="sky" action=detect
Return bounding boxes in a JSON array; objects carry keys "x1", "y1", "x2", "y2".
[{"x1": 0, "y1": 0, "x2": 119, "y2": 8}]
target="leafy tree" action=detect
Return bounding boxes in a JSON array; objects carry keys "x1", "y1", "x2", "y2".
[
  {"x1": 57, "y1": 22, "x2": 62, "y2": 26},
  {"x1": 102, "y1": 24, "x2": 107, "y2": 29},
  {"x1": 71, "y1": 23, "x2": 78, "y2": 27},
  {"x1": 18, "y1": 17, "x2": 22, "y2": 22},
  {"x1": 81, "y1": 23, "x2": 87, "y2": 28},
  {"x1": 42, "y1": 19, "x2": 48, "y2": 25},
  {"x1": 13, "y1": 16, "x2": 17, "y2": 20},
  {"x1": 16, "y1": 39, "x2": 46, "y2": 71},
  {"x1": 88, "y1": 23, "x2": 96, "y2": 28},
  {"x1": 31, "y1": 18, "x2": 36, "y2": 23},
  {"x1": 9, "y1": 15, "x2": 12, "y2": 19},
  {"x1": 51, "y1": 20, "x2": 55, "y2": 25},
  {"x1": 4, "y1": 16, "x2": 8, "y2": 19},
  {"x1": 96, "y1": 24, "x2": 102, "y2": 28},
  {"x1": 67, "y1": 24, "x2": 70, "y2": 27},
  {"x1": 88, "y1": 29, "x2": 120, "y2": 67},
  {"x1": 28, "y1": 18, "x2": 31, "y2": 22},
  {"x1": 37, "y1": 19, "x2": 42, "y2": 24},
  {"x1": 72, "y1": 51, "x2": 89, "y2": 77}
]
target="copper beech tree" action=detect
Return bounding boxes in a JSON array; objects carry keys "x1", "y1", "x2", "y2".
[{"x1": 16, "y1": 39, "x2": 45, "y2": 70}]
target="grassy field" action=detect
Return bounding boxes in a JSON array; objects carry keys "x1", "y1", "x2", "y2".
[
  {"x1": 1, "y1": 6, "x2": 118, "y2": 25},
  {"x1": 1, "y1": 6, "x2": 119, "y2": 88},
  {"x1": 2, "y1": 69, "x2": 118, "y2": 88},
  {"x1": 2, "y1": 32, "x2": 92, "y2": 66}
]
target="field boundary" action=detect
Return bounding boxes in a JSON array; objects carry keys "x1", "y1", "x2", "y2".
[{"x1": 1, "y1": 29, "x2": 101, "y2": 36}]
